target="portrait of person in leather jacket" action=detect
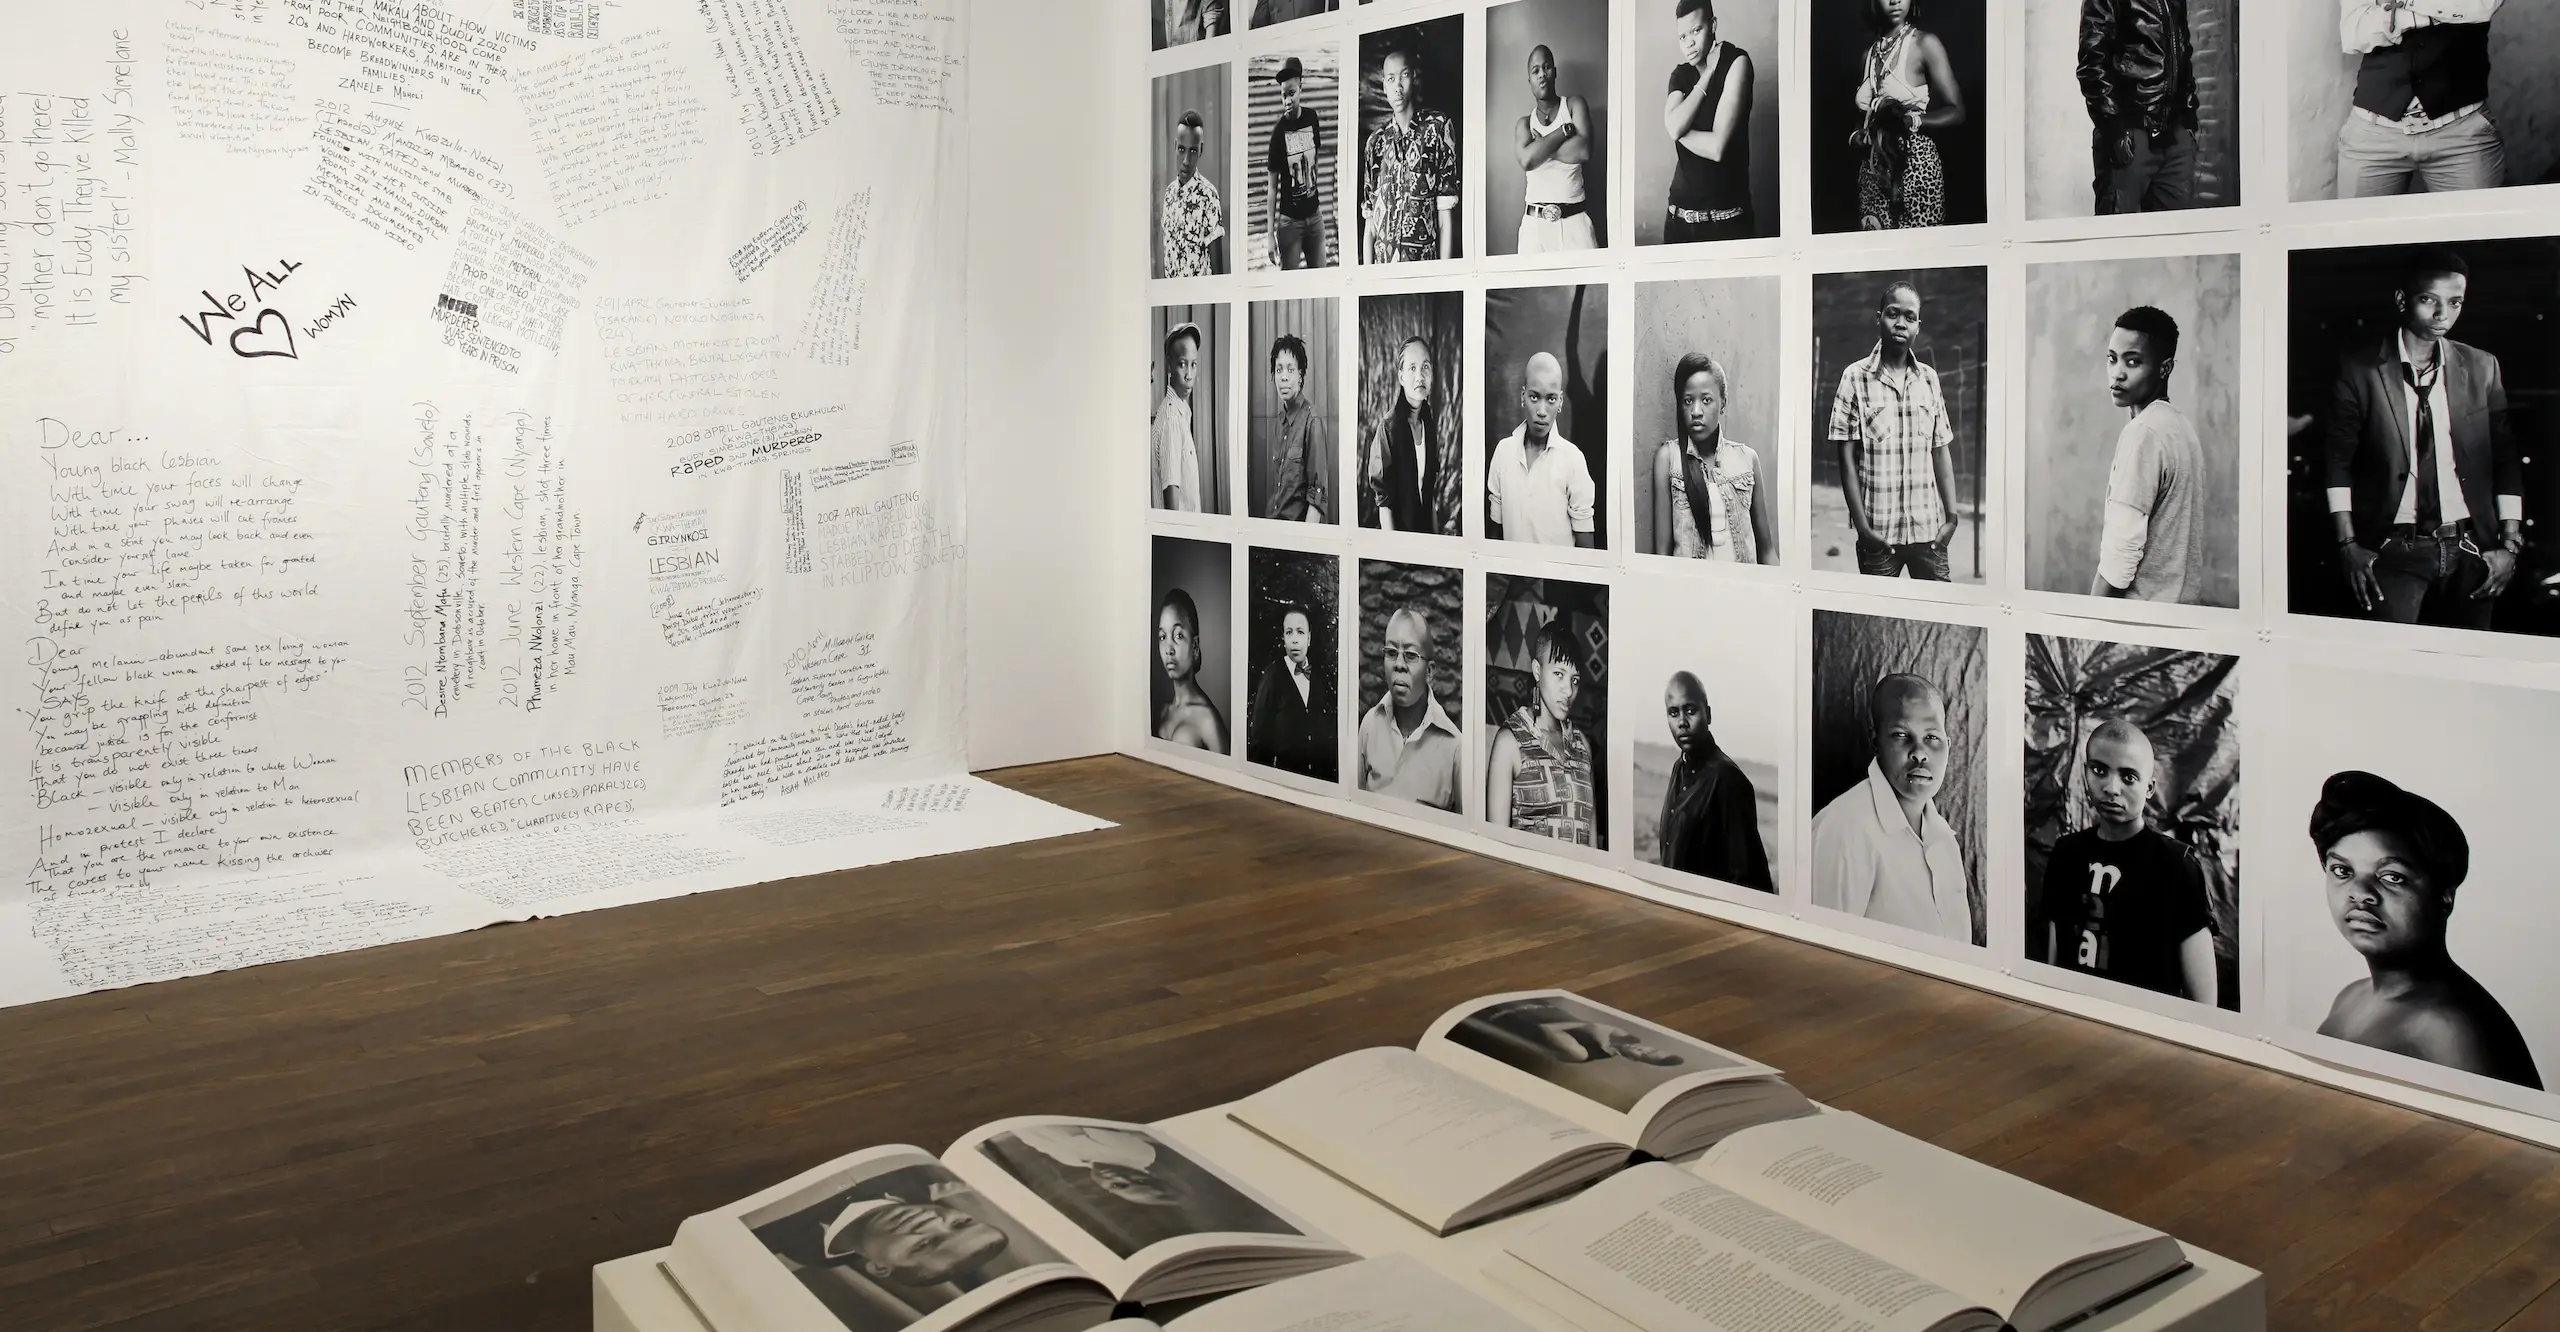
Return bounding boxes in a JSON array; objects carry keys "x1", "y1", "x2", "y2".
[{"x1": 2078, "y1": 0, "x2": 2202, "y2": 213}]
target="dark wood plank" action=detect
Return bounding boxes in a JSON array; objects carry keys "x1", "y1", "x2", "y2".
[{"x1": 0, "y1": 756, "x2": 2549, "y2": 1330}]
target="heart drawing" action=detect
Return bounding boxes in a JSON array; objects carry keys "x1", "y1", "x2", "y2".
[{"x1": 229, "y1": 308, "x2": 299, "y2": 360}]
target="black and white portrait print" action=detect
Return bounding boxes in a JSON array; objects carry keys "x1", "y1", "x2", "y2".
[
  {"x1": 1359, "y1": 17, "x2": 1467, "y2": 264},
  {"x1": 976, "y1": 1123, "x2": 1303, "y2": 1261},
  {"x1": 1621, "y1": 575, "x2": 1788, "y2": 896},
  {"x1": 1810, "y1": 267, "x2": 1990, "y2": 583},
  {"x1": 1151, "y1": 537, "x2": 1234, "y2": 757},
  {"x1": 1808, "y1": 0, "x2": 1988, "y2": 233},
  {"x1": 1809, "y1": 609, "x2": 1988, "y2": 948},
  {"x1": 1152, "y1": 304, "x2": 1231, "y2": 516},
  {"x1": 1247, "y1": 50, "x2": 1342, "y2": 272},
  {"x1": 2024, "y1": 636, "x2": 2240, "y2": 1011},
  {"x1": 2023, "y1": 254, "x2": 2241, "y2": 608},
  {"x1": 741, "y1": 1153, "x2": 1076, "y2": 1332},
  {"x1": 2286, "y1": 239, "x2": 2556, "y2": 639},
  {"x1": 1156, "y1": 0, "x2": 1231, "y2": 51},
  {"x1": 2022, "y1": 0, "x2": 2241, "y2": 219},
  {"x1": 1633, "y1": 0, "x2": 1783, "y2": 244},
  {"x1": 2286, "y1": 0, "x2": 2560, "y2": 202},
  {"x1": 1248, "y1": 298, "x2": 1339, "y2": 524},
  {"x1": 1485, "y1": 574, "x2": 1610, "y2": 851},
  {"x1": 1446, "y1": 993, "x2": 1742, "y2": 1113},
  {"x1": 1357, "y1": 291, "x2": 1465, "y2": 537},
  {"x1": 1485, "y1": 0, "x2": 1611, "y2": 256},
  {"x1": 1354, "y1": 559, "x2": 1466, "y2": 813},
  {"x1": 1246, "y1": 547, "x2": 1341, "y2": 783},
  {"x1": 1483, "y1": 283, "x2": 1609, "y2": 551},
  {"x1": 1153, "y1": 66, "x2": 1231, "y2": 279},
  {"x1": 1634, "y1": 276, "x2": 1782, "y2": 563}
]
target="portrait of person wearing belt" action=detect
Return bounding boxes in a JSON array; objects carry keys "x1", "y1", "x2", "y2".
[
  {"x1": 2335, "y1": 0, "x2": 2505, "y2": 197},
  {"x1": 2077, "y1": 0, "x2": 2200, "y2": 214},
  {"x1": 1660, "y1": 0, "x2": 1759, "y2": 242},
  {"x1": 2324, "y1": 248, "x2": 2525, "y2": 631},
  {"x1": 1515, "y1": 44, "x2": 1598, "y2": 252}
]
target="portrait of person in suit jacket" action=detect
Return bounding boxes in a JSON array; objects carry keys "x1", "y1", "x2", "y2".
[
  {"x1": 1248, "y1": 601, "x2": 1337, "y2": 780},
  {"x1": 2324, "y1": 247, "x2": 2526, "y2": 632}
]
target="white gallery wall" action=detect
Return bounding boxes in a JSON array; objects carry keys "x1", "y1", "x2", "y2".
[
  {"x1": 0, "y1": 0, "x2": 1114, "y2": 1012},
  {"x1": 1124, "y1": 0, "x2": 2560, "y2": 1144}
]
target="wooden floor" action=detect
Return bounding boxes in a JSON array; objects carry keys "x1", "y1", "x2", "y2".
[{"x1": 2, "y1": 757, "x2": 2557, "y2": 1330}]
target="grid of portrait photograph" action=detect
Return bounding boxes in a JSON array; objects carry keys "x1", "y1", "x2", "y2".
[{"x1": 1141, "y1": 0, "x2": 2560, "y2": 1127}]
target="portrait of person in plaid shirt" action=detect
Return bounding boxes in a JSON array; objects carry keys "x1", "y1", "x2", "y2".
[
  {"x1": 1829, "y1": 279, "x2": 1963, "y2": 580},
  {"x1": 1362, "y1": 34, "x2": 1463, "y2": 264}
]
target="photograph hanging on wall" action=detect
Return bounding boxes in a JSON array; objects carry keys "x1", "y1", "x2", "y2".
[
  {"x1": 1247, "y1": 49, "x2": 1343, "y2": 272},
  {"x1": 1808, "y1": 609, "x2": 1988, "y2": 948},
  {"x1": 1246, "y1": 547, "x2": 1343, "y2": 783},
  {"x1": 2285, "y1": 238, "x2": 2553, "y2": 638},
  {"x1": 1633, "y1": 0, "x2": 1783, "y2": 244},
  {"x1": 1484, "y1": 0, "x2": 1611, "y2": 256},
  {"x1": 1806, "y1": 0, "x2": 1988, "y2": 233},
  {"x1": 1485, "y1": 574, "x2": 1611, "y2": 852},
  {"x1": 1153, "y1": 65, "x2": 1232, "y2": 279},
  {"x1": 1634, "y1": 275, "x2": 1783, "y2": 564},
  {"x1": 1152, "y1": 305, "x2": 1233, "y2": 516},
  {"x1": 1354, "y1": 559, "x2": 1467, "y2": 813},
  {"x1": 2023, "y1": 254, "x2": 2242, "y2": 608},
  {"x1": 1245, "y1": 0, "x2": 1341, "y2": 36},
  {"x1": 1155, "y1": 0, "x2": 1234, "y2": 50},
  {"x1": 1357, "y1": 291, "x2": 1466, "y2": 537},
  {"x1": 2022, "y1": 635, "x2": 2240, "y2": 1011},
  {"x1": 1483, "y1": 283, "x2": 1609, "y2": 550},
  {"x1": 1151, "y1": 537, "x2": 1235, "y2": 757},
  {"x1": 1619, "y1": 575, "x2": 1788, "y2": 896},
  {"x1": 1359, "y1": 15, "x2": 1468, "y2": 264},
  {"x1": 1810, "y1": 266, "x2": 1991, "y2": 584},
  {"x1": 1248, "y1": 299, "x2": 1340, "y2": 525},
  {"x1": 2272, "y1": 662, "x2": 2557, "y2": 1104},
  {"x1": 2284, "y1": 0, "x2": 2558, "y2": 202},
  {"x1": 2020, "y1": 0, "x2": 2241, "y2": 219}
]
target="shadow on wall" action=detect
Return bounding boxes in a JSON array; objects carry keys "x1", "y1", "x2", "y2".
[
  {"x1": 1486, "y1": 0, "x2": 1611, "y2": 255},
  {"x1": 1486, "y1": 574, "x2": 1611, "y2": 848},
  {"x1": 2023, "y1": 254, "x2": 2241, "y2": 606},
  {"x1": 1356, "y1": 292, "x2": 1466, "y2": 535},
  {"x1": 1247, "y1": 298, "x2": 1341, "y2": 521},
  {"x1": 2288, "y1": 1, "x2": 2560, "y2": 198},
  {"x1": 1808, "y1": 0, "x2": 1988, "y2": 231},
  {"x1": 1149, "y1": 536, "x2": 1235, "y2": 747},
  {"x1": 1483, "y1": 283, "x2": 1609, "y2": 547},
  {"x1": 2023, "y1": 636, "x2": 2242, "y2": 1009},
  {"x1": 2023, "y1": 0, "x2": 2238, "y2": 217},
  {"x1": 1357, "y1": 558, "x2": 1464, "y2": 719},
  {"x1": 1628, "y1": 0, "x2": 1782, "y2": 242},
  {"x1": 1811, "y1": 611, "x2": 1987, "y2": 943},
  {"x1": 1632, "y1": 276, "x2": 1782, "y2": 556},
  {"x1": 1152, "y1": 65, "x2": 1230, "y2": 278},
  {"x1": 1152, "y1": 303, "x2": 1231, "y2": 515}
]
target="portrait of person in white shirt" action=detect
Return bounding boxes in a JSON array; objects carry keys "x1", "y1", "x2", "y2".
[
  {"x1": 2089, "y1": 305, "x2": 2210, "y2": 603},
  {"x1": 1487, "y1": 351, "x2": 1598, "y2": 547},
  {"x1": 1357, "y1": 599, "x2": 1464, "y2": 812},
  {"x1": 1812, "y1": 672, "x2": 1976, "y2": 944}
]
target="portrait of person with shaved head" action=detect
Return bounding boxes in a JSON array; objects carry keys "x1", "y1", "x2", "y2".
[
  {"x1": 2038, "y1": 717, "x2": 2218, "y2": 1004},
  {"x1": 1812, "y1": 671, "x2": 1971, "y2": 940},
  {"x1": 1487, "y1": 349, "x2": 1598, "y2": 547},
  {"x1": 1654, "y1": 671, "x2": 1774, "y2": 892}
]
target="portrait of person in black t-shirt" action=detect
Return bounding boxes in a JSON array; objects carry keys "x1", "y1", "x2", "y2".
[{"x1": 2038, "y1": 718, "x2": 2219, "y2": 1005}]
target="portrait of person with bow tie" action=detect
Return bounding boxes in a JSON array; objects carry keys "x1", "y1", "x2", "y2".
[{"x1": 1247, "y1": 549, "x2": 1342, "y2": 782}]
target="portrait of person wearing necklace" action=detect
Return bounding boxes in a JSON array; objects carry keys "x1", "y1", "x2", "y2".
[
  {"x1": 1849, "y1": 0, "x2": 1966, "y2": 230},
  {"x1": 1487, "y1": 622, "x2": 1599, "y2": 848}
]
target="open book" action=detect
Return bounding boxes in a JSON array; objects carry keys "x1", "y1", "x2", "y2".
[
  {"x1": 1228, "y1": 989, "x2": 1814, "y2": 1233},
  {"x1": 1487, "y1": 1110, "x2": 2190, "y2": 1332},
  {"x1": 1093, "y1": 1255, "x2": 1541, "y2": 1332},
  {"x1": 665, "y1": 1117, "x2": 1354, "y2": 1332}
]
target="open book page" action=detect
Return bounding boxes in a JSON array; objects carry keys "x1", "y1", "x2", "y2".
[
  {"x1": 1418, "y1": 991, "x2": 1783, "y2": 1148},
  {"x1": 666, "y1": 1145, "x2": 1109, "y2": 1332},
  {"x1": 941, "y1": 1117, "x2": 1351, "y2": 1301},
  {"x1": 1694, "y1": 1112, "x2": 2177, "y2": 1327},
  {"x1": 1496, "y1": 1163, "x2": 2000, "y2": 1332},
  {"x1": 1229, "y1": 1048, "x2": 1629, "y2": 1232},
  {"x1": 1162, "y1": 1254, "x2": 1545, "y2": 1331}
]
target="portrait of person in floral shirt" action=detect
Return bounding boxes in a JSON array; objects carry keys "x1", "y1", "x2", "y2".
[
  {"x1": 1161, "y1": 108, "x2": 1228, "y2": 278},
  {"x1": 1362, "y1": 31, "x2": 1462, "y2": 264}
]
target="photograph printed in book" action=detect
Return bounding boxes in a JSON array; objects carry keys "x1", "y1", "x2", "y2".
[
  {"x1": 1354, "y1": 559, "x2": 1467, "y2": 814},
  {"x1": 1152, "y1": 537, "x2": 1235, "y2": 758},
  {"x1": 1485, "y1": 574, "x2": 1610, "y2": 852},
  {"x1": 1246, "y1": 548, "x2": 1343, "y2": 783},
  {"x1": 2023, "y1": 635, "x2": 2240, "y2": 1011},
  {"x1": 976, "y1": 1125, "x2": 1304, "y2": 1261},
  {"x1": 742, "y1": 1157, "x2": 1077, "y2": 1332},
  {"x1": 1483, "y1": 283, "x2": 1610, "y2": 551},
  {"x1": 1445, "y1": 992, "x2": 1746, "y2": 1113},
  {"x1": 1809, "y1": 609, "x2": 1988, "y2": 948}
]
